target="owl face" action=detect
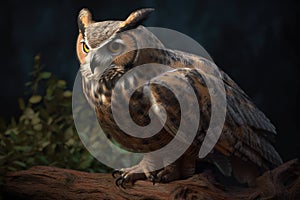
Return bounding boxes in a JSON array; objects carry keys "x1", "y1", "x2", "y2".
[{"x1": 76, "y1": 8, "x2": 160, "y2": 81}]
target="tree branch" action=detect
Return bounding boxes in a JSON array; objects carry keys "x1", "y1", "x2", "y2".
[{"x1": 2, "y1": 159, "x2": 300, "y2": 200}]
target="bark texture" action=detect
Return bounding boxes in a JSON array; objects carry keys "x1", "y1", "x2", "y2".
[{"x1": 2, "y1": 159, "x2": 300, "y2": 200}]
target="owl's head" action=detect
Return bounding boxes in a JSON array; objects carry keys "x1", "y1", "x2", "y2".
[{"x1": 76, "y1": 8, "x2": 164, "y2": 80}]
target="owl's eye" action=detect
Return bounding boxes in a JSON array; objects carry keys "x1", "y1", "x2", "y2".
[
  {"x1": 82, "y1": 42, "x2": 90, "y2": 53},
  {"x1": 107, "y1": 40, "x2": 124, "y2": 54}
]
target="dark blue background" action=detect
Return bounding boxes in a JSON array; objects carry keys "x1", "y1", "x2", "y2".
[{"x1": 0, "y1": 0, "x2": 299, "y2": 161}]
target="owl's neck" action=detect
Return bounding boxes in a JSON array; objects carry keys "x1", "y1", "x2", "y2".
[
  {"x1": 82, "y1": 65, "x2": 124, "y2": 107},
  {"x1": 133, "y1": 48, "x2": 173, "y2": 67}
]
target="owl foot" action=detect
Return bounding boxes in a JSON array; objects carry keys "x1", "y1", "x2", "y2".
[
  {"x1": 112, "y1": 158, "x2": 196, "y2": 187},
  {"x1": 112, "y1": 164, "x2": 147, "y2": 188},
  {"x1": 149, "y1": 164, "x2": 181, "y2": 183}
]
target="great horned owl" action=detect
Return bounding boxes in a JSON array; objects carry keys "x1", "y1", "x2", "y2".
[{"x1": 76, "y1": 8, "x2": 282, "y2": 187}]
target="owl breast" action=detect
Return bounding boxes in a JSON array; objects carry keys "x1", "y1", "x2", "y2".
[{"x1": 81, "y1": 62, "x2": 177, "y2": 153}]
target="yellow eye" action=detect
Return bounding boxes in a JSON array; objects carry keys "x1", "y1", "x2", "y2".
[
  {"x1": 82, "y1": 42, "x2": 90, "y2": 53},
  {"x1": 108, "y1": 41, "x2": 123, "y2": 53}
]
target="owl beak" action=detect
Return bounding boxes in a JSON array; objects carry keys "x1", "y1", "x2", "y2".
[{"x1": 90, "y1": 48, "x2": 113, "y2": 76}]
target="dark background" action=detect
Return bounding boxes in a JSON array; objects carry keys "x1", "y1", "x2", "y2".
[{"x1": 0, "y1": 0, "x2": 299, "y2": 161}]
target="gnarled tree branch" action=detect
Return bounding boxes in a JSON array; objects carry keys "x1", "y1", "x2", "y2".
[{"x1": 2, "y1": 159, "x2": 300, "y2": 200}]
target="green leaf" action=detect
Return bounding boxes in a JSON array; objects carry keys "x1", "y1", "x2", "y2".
[
  {"x1": 33, "y1": 124, "x2": 43, "y2": 131},
  {"x1": 14, "y1": 146, "x2": 32, "y2": 152},
  {"x1": 10, "y1": 118, "x2": 17, "y2": 127},
  {"x1": 7, "y1": 166, "x2": 17, "y2": 171},
  {"x1": 13, "y1": 160, "x2": 27, "y2": 168},
  {"x1": 63, "y1": 91, "x2": 72, "y2": 98},
  {"x1": 25, "y1": 81, "x2": 32, "y2": 86},
  {"x1": 57, "y1": 80, "x2": 66, "y2": 88},
  {"x1": 46, "y1": 86, "x2": 55, "y2": 98},
  {"x1": 29, "y1": 95, "x2": 42, "y2": 104},
  {"x1": 31, "y1": 117, "x2": 41, "y2": 125},
  {"x1": 37, "y1": 155, "x2": 48, "y2": 164},
  {"x1": 25, "y1": 130, "x2": 35, "y2": 135},
  {"x1": 4, "y1": 128, "x2": 14, "y2": 136},
  {"x1": 24, "y1": 108, "x2": 35, "y2": 118},
  {"x1": 26, "y1": 157, "x2": 35, "y2": 165},
  {"x1": 79, "y1": 157, "x2": 93, "y2": 169},
  {"x1": 38, "y1": 141, "x2": 50, "y2": 151},
  {"x1": 39, "y1": 72, "x2": 52, "y2": 79},
  {"x1": 65, "y1": 138, "x2": 75, "y2": 146},
  {"x1": 18, "y1": 98, "x2": 25, "y2": 110},
  {"x1": 47, "y1": 117, "x2": 53, "y2": 125}
]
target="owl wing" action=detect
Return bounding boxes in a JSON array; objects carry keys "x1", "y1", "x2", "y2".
[
  {"x1": 142, "y1": 51, "x2": 282, "y2": 169},
  {"x1": 221, "y1": 70, "x2": 276, "y2": 135},
  {"x1": 218, "y1": 69, "x2": 282, "y2": 168}
]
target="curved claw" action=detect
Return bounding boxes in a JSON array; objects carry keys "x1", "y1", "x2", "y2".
[
  {"x1": 112, "y1": 169, "x2": 123, "y2": 178},
  {"x1": 149, "y1": 173, "x2": 162, "y2": 185},
  {"x1": 149, "y1": 174, "x2": 159, "y2": 185},
  {"x1": 115, "y1": 176, "x2": 126, "y2": 189}
]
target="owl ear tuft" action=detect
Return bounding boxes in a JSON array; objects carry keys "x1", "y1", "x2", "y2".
[
  {"x1": 78, "y1": 8, "x2": 93, "y2": 36},
  {"x1": 117, "y1": 8, "x2": 154, "y2": 33}
]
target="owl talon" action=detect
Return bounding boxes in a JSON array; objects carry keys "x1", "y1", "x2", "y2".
[
  {"x1": 112, "y1": 169, "x2": 123, "y2": 178},
  {"x1": 149, "y1": 174, "x2": 160, "y2": 185},
  {"x1": 149, "y1": 174, "x2": 156, "y2": 185},
  {"x1": 115, "y1": 176, "x2": 126, "y2": 189}
]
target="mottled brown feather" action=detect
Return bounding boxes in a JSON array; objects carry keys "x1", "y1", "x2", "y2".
[{"x1": 76, "y1": 8, "x2": 282, "y2": 185}]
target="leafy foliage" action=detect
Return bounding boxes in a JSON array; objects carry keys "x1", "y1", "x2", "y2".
[{"x1": 0, "y1": 56, "x2": 110, "y2": 186}]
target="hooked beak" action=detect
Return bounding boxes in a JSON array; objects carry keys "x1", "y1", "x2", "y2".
[{"x1": 90, "y1": 47, "x2": 113, "y2": 76}]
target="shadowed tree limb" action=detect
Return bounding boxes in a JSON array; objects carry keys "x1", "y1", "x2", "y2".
[{"x1": 2, "y1": 159, "x2": 300, "y2": 200}]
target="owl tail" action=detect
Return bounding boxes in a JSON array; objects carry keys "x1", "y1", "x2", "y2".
[{"x1": 206, "y1": 152, "x2": 261, "y2": 186}]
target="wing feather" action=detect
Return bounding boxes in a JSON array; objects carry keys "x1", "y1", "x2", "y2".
[{"x1": 143, "y1": 50, "x2": 282, "y2": 168}]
